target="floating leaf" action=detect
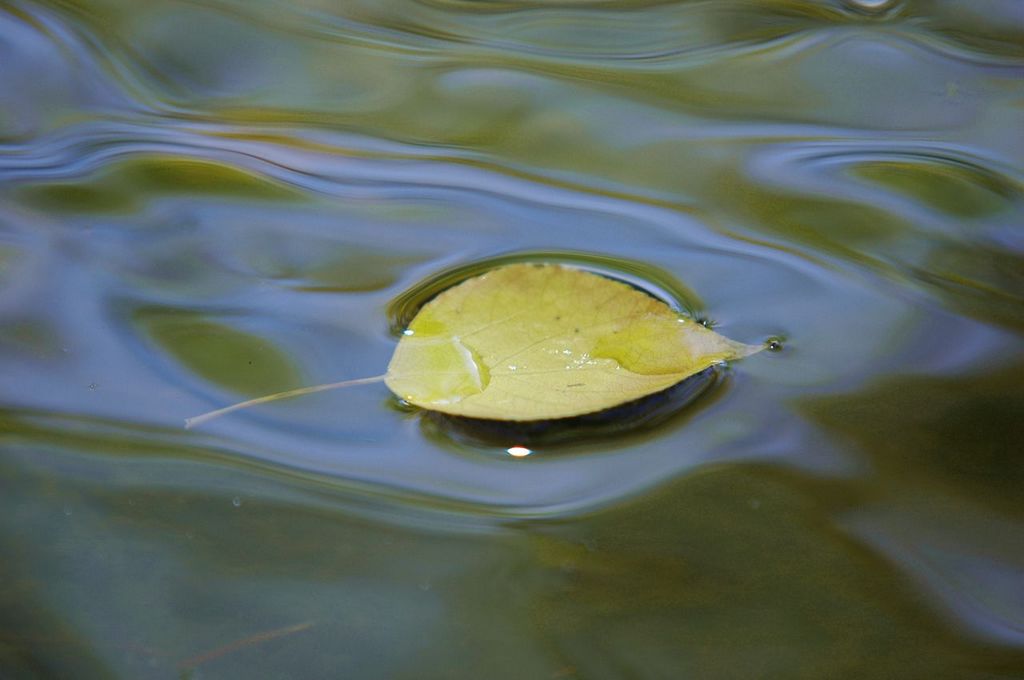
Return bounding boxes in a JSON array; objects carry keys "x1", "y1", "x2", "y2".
[
  {"x1": 186, "y1": 263, "x2": 763, "y2": 428},
  {"x1": 385, "y1": 263, "x2": 761, "y2": 421}
]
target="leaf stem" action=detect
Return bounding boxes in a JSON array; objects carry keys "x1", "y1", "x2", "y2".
[{"x1": 184, "y1": 375, "x2": 387, "y2": 429}]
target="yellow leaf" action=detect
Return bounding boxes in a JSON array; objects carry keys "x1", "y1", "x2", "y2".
[
  {"x1": 385, "y1": 263, "x2": 762, "y2": 421},
  {"x1": 185, "y1": 263, "x2": 763, "y2": 428}
]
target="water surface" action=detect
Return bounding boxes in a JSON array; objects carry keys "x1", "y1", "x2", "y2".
[{"x1": 2, "y1": 0, "x2": 1024, "y2": 677}]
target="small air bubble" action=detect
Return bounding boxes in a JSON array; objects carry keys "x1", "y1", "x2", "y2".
[
  {"x1": 232, "y1": 496, "x2": 242, "y2": 507},
  {"x1": 87, "y1": 382, "x2": 98, "y2": 391}
]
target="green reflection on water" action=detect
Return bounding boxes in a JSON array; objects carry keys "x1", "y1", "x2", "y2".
[
  {"x1": 135, "y1": 308, "x2": 301, "y2": 397},
  {"x1": 527, "y1": 465, "x2": 1024, "y2": 678},
  {"x1": 804, "y1": 361, "x2": 1024, "y2": 515},
  {"x1": 286, "y1": 248, "x2": 429, "y2": 294},
  {"x1": 5, "y1": 414, "x2": 1024, "y2": 678},
  {"x1": 921, "y1": 242, "x2": 1024, "y2": 332},
  {"x1": 3, "y1": 0, "x2": 1024, "y2": 676},
  {"x1": 853, "y1": 159, "x2": 1010, "y2": 218},
  {"x1": 16, "y1": 156, "x2": 300, "y2": 214}
]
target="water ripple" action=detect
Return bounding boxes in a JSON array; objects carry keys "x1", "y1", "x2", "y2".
[{"x1": 4, "y1": 1, "x2": 1024, "y2": 669}]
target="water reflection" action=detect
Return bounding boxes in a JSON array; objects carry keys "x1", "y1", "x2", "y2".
[
  {"x1": 135, "y1": 308, "x2": 301, "y2": 398},
  {"x1": 852, "y1": 156, "x2": 1013, "y2": 218},
  {"x1": 2, "y1": 0, "x2": 1024, "y2": 676},
  {"x1": 845, "y1": 497, "x2": 1024, "y2": 648},
  {"x1": 804, "y1": 361, "x2": 1024, "y2": 514},
  {"x1": 528, "y1": 463, "x2": 1024, "y2": 677},
  {"x1": 805, "y1": 361, "x2": 1024, "y2": 649}
]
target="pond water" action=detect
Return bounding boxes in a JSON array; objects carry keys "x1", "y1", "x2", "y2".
[{"x1": 2, "y1": 0, "x2": 1024, "y2": 677}]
